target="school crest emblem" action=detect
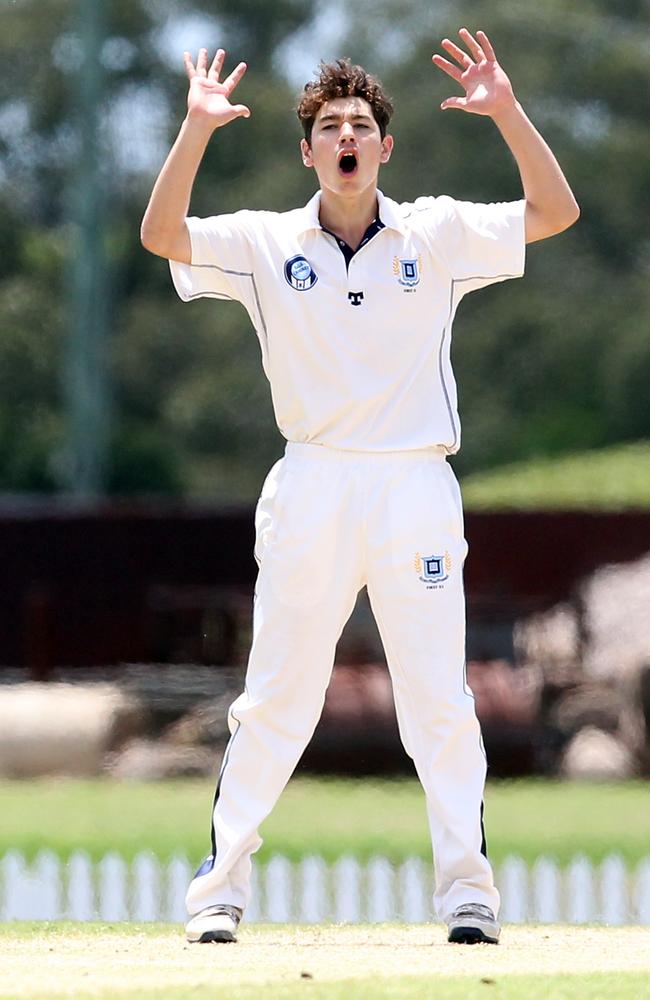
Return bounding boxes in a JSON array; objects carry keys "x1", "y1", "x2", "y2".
[
  {"x1": 393, "y1": 255, "x2": 422, "y2": 287},
  {"x1": 414, "y1": 551, "x2": 452, "y2": 587}
]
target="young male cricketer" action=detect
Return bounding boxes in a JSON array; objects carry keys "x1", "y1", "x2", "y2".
[{"x1": 142, "y1": 28, "x2": 579, "y2": 945}]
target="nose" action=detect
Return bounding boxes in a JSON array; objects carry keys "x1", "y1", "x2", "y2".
[{"x1": 339, "y1": 121, "x2": 355, "y2": 141}]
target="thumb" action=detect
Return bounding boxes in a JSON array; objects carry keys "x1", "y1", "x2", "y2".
[
  {"x1": 233, "y1": 105, "x2": 251, "y2": 119},
  {"x1": 440, "y1": 97, "x2": 467, "y2": 111}
]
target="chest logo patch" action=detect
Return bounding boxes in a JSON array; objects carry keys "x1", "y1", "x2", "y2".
[
  {"x1": 393, "y1": 255, "x2": 422, "y2": 288},
  {"x1": 284, "y1": 255, "x2": 318, "y2": 291}
]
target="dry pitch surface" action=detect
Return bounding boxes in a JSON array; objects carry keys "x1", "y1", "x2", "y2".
[{"x1": 2, "y1": 923, "x2": 650, "y2": 1000}]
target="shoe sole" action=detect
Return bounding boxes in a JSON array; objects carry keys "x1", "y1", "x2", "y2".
[
  {"x1": 448, "y1": 925, "x2": 499, "y2": 945},
  {"x1": 189, "y1": 930, "x2": 237, "y2": 944}
]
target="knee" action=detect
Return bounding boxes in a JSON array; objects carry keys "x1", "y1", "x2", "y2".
[{"x1": 229, "y1": 689, "x2": 324, "y2": 744}]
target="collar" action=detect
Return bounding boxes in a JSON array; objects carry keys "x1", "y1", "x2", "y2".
[{"x1": 295, "y1": 189, "x2": 406, "y2": 236}]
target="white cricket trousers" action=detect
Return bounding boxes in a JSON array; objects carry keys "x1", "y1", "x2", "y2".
[{"x1": 187, "y1": 442, "x2": 499, "y2": 922}]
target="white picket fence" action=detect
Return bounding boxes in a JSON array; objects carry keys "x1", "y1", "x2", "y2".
[{"x1": 2, "y1": 851, "x2": 650, "y2": 925}]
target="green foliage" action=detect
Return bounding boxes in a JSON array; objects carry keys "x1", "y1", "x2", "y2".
[
  {"x1": 107, "y1": 422, "x2": 184, "y2": 495},
  {"x1": 1, "y1": 0, "x2": 649, "y2": 496},
  {"x1": 0, "y1": 262, "x2": 65, "y2": 491},
  {"x1": 197, "y1": 0, "x2": 318, "y2": 71},
  {"x1": 0, "y1": 0, "x2": 304, "y2": 495}
]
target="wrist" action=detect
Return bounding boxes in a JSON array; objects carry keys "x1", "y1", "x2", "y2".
[
  {"x1": 491, "y1": 98, "x2": 526, "y2": 130},
  {"x1": 181, "y1": 112, "x2": 218, "y2": 144}
]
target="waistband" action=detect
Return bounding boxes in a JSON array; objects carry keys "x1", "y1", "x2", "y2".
[{"x1": 284, "y1": 442, "x2": 447, "y2": 465}]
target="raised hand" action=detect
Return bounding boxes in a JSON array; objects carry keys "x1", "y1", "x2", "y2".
[
  {"x1": 432, "y1": 29, "x2": 516, "y2": 118},
  {"x1": 184, "y1": 48, "x2": 251, "y2": 129}
]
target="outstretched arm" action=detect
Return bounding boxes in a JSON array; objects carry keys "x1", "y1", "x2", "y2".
[
  {"x1": 140, "y1": 49, "x2": 250, "y2": 263},
  {"x1": 432, "y1": 29, "x2": 579, "y2": 244}
]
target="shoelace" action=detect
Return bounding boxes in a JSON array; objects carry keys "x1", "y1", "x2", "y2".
[
  {"x1": 452, "y1": 903, "x2": 495, "y2": 919},
  {"x1": 203, "y1": 904, "x2": 242, "y2": 921}
]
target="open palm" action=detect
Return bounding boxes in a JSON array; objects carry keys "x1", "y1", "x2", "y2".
[
  {"x1": 184, "y1": 48, "x2": 250, "y2": 128},
  {"x1": 432, "y1": 29, "x2": 515, "y2": 117}
]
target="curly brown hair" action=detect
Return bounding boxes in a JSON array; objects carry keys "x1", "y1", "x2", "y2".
[{"x1": 297, "y1": 58, "x2": 394, "y2": 143}]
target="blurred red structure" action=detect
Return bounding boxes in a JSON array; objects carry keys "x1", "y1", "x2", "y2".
[{"x1": 1, "y1": 500, "x2": 650, "y2": 678}]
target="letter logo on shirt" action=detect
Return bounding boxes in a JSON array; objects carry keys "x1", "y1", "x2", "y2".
[
  {"x1": 393, "y1": 255, "x2": 422, "y2": 287},
  {"x1": 348, "y1": 291, "x2": 364, "y2": 307},
  {"x1": 284, "y1": 255, "x2": 318, "y2": 291}
]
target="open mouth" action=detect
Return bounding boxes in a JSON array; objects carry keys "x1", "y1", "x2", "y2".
[{"x1": 338, "y1": 152, "x2": 358, "y2": 176}]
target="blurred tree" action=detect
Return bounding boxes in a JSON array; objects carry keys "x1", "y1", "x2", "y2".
[{"x1": 0, "y1": 0, "x2": 313, "y2": 497}]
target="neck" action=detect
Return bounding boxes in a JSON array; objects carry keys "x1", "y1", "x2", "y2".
[{"x1": 318, "y1": 185, "x2": 379, "y2": 249}]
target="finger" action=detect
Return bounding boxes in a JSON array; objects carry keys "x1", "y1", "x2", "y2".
[
  {"x1": 431, "y1": 54, "x2": 463, "y2": 84},
  {"x1": 441, "y1": 38, "x2": 473, "y2": 68},
  {"x1": 441, "y1": 96, "x2": 468, "y2": 111},
  {"x1": 209, "y1": 48, "x2": 225, "y2": 80},
  {"x1": 196, "y1": 47, "x2": 208, "y2": 76},
  {"x1": 476, "y1": 30, "x2": 496, "y2": 62},
  {"x1": 223, "y1": 61, "x2": 248, "y2": 95},
  {"x1": 459, "y1": 27, "x2": 486, "y2": 62},
  {"x1": 183, "y1": 51, "x2": 196, "y2": 79}
]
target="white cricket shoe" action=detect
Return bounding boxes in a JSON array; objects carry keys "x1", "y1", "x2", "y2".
[
  {"x1": 446, "y1": 903, "x2": 500, "y2": 944},
  {"x1": 185, "y1": 904, "x2": 243, "y2": 943}
]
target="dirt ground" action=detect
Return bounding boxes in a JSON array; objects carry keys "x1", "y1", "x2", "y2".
[{"x1": 2, "y1": 924, "x2": 650, "y2": 997}]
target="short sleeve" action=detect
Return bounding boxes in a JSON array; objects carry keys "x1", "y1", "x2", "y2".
[
  {"x1": 169, "y1": 212, "x2": 256, "y2": 304},
  {"x1": 416, "y1": 196, "x2": 526, "y2": 293}
]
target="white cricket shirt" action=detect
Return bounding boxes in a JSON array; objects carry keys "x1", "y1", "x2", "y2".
[{"x1": 170, "y1": 190, "x2": 525, "y2": 453}]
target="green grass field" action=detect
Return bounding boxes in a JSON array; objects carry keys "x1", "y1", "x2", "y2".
[
  {"x1": 1, "y1": 923, "x2": 649, "y2": 1000},
  {"x1": 460, "y1": 440, "x2": 650, "y2": 510},
  {"x1": 2, "y1": 777, "x2": 649, "y2": 866}
]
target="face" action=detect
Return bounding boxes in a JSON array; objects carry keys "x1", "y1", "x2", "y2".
[{"x1": 300, "y1": 97, "x2": 393, "y2": 196}]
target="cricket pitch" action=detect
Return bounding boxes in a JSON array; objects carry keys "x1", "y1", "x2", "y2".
[{"x1": 1, "y1": 923, "x2": 649, "y2": 999}]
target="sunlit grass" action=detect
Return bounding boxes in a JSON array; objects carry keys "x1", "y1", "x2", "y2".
[
  {"x1": 461, "y1": 441, "x2": 650, "y2": 510},
  {"x1": 2, "y1": 777, "x2": 649, "y2": 865}
]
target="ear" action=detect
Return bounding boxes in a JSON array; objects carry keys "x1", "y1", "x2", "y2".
[
  {"x1": 300, "y1": 138, "x2": 314, "y2": 168},
  {"x1": 380, "y1": 133, "x2": 394, "y2": 164}
]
